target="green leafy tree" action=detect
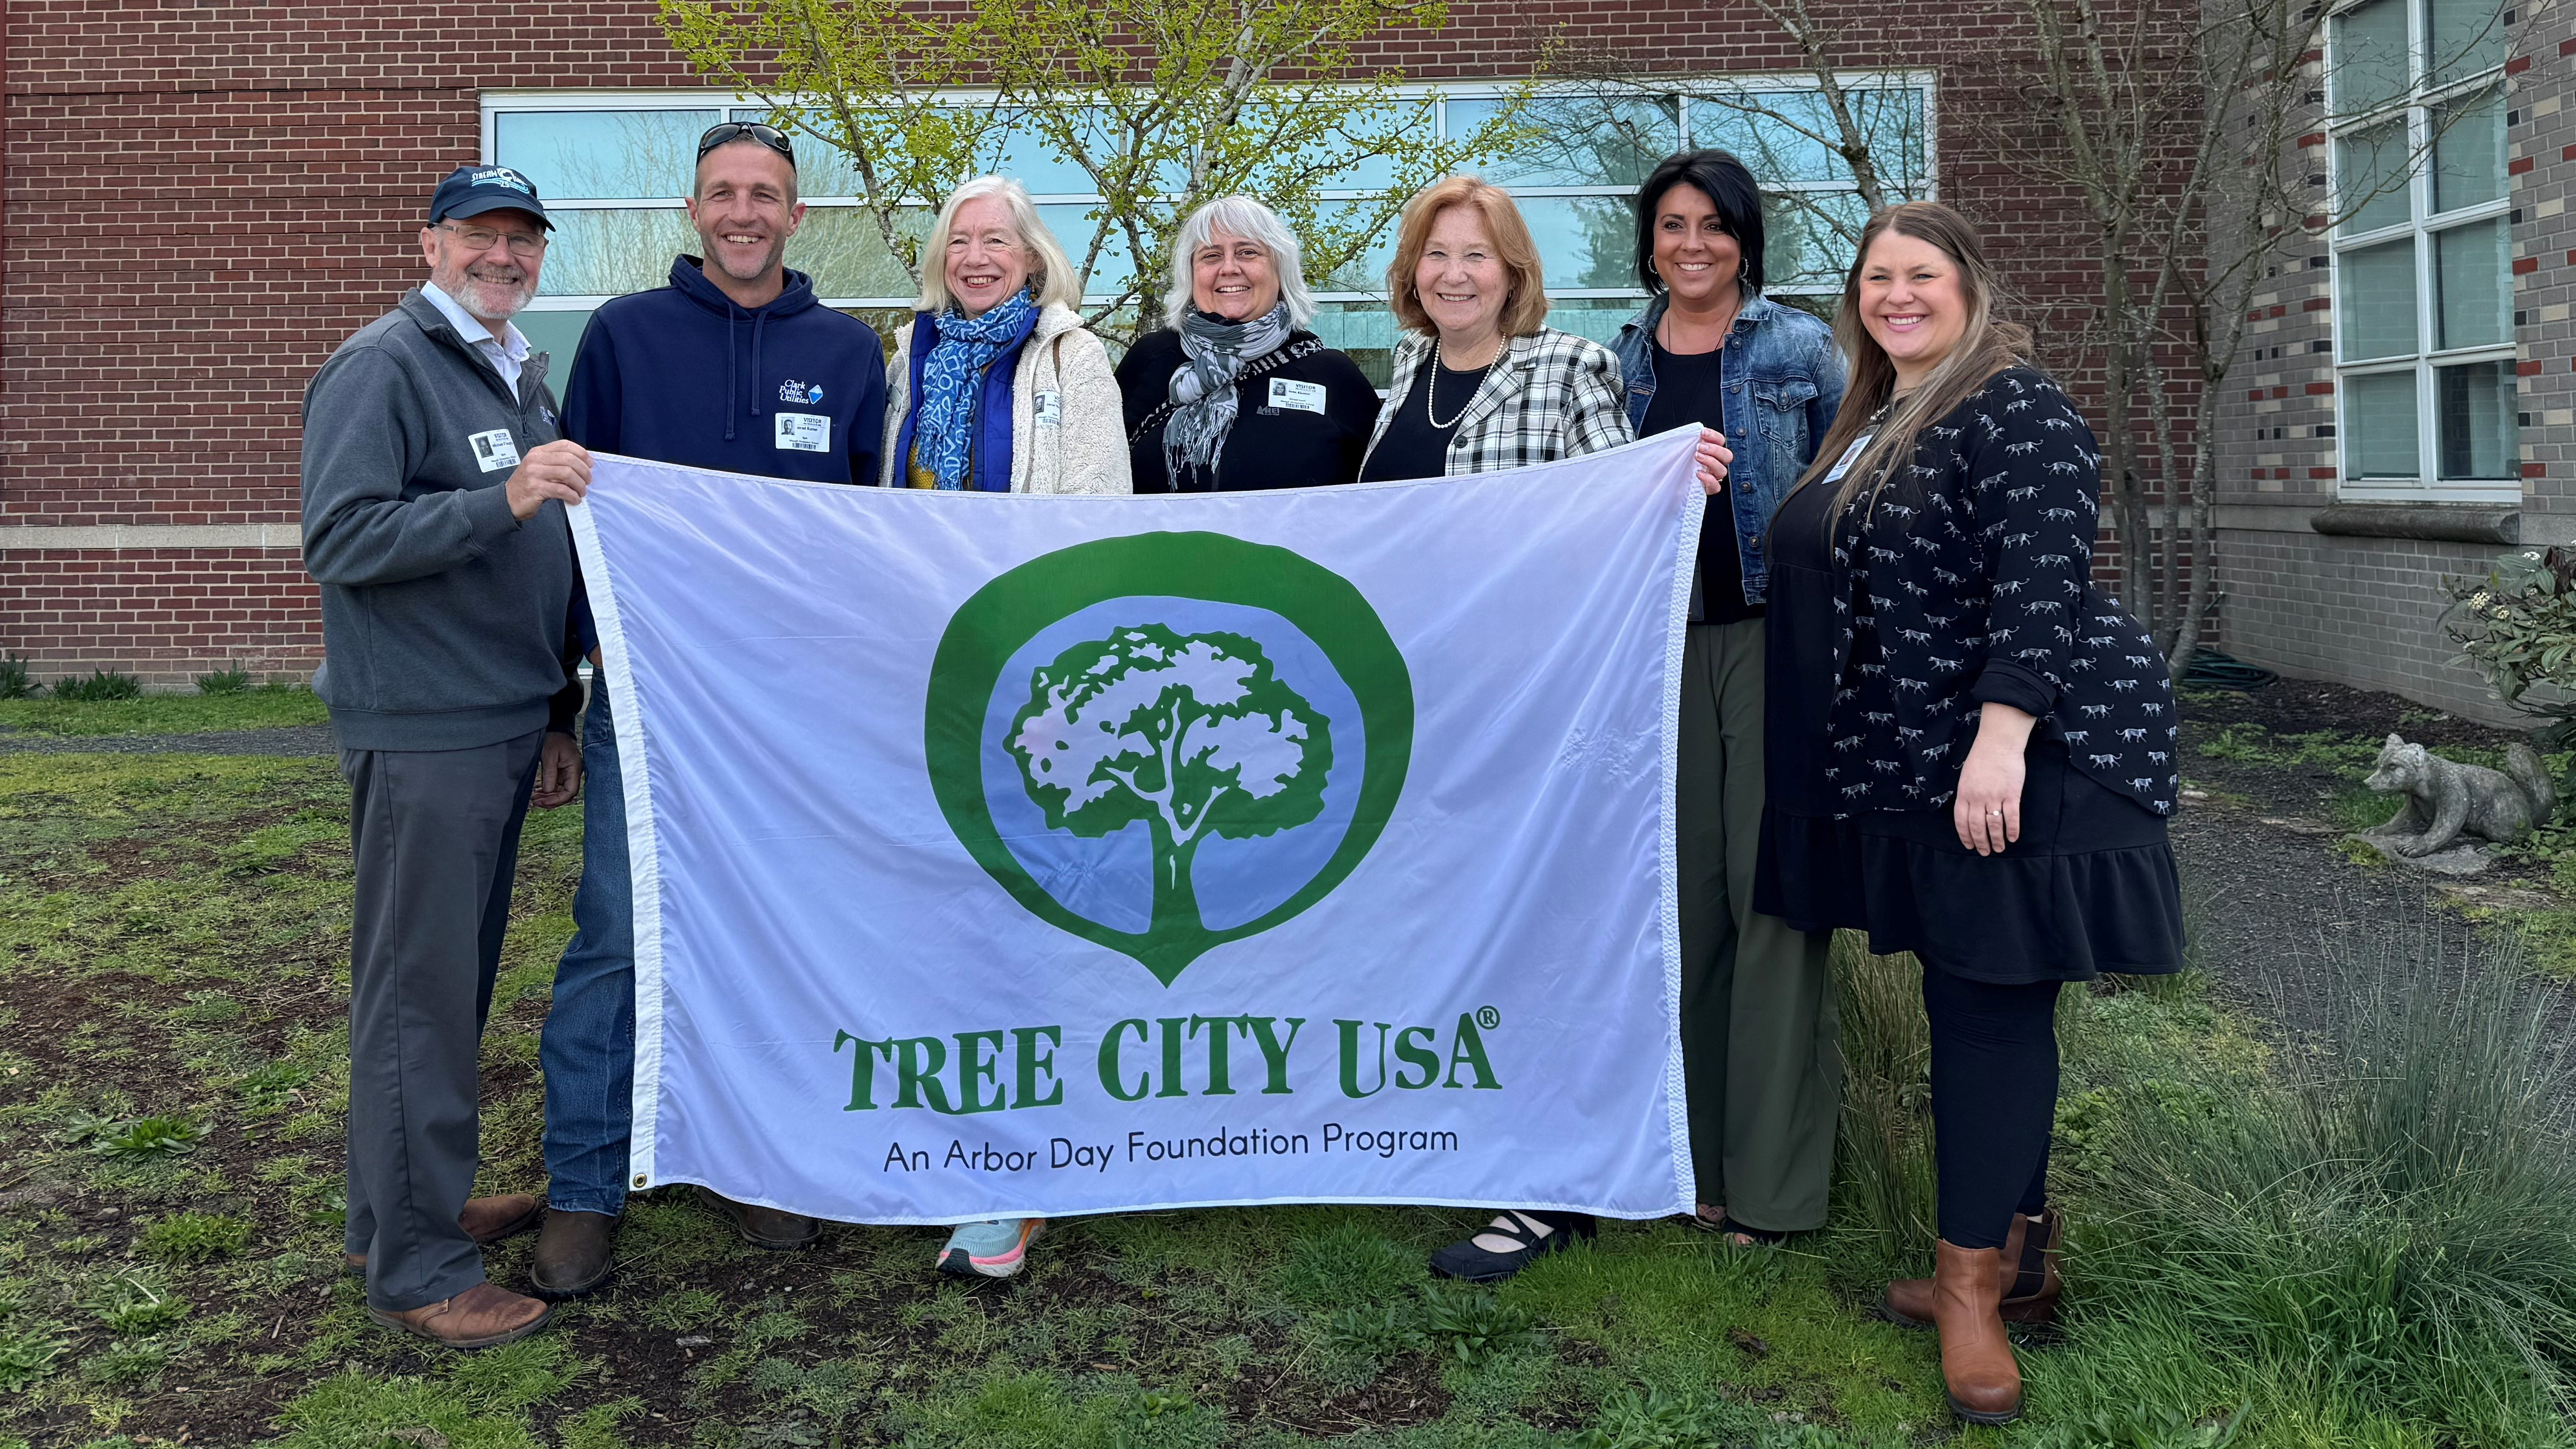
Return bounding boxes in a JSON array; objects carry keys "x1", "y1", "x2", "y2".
[
  {"x1": 658, "y1": 0, "x2": 1542, "y2": 336},
  {"x1": 1008, "y1": 624, "x2": 1331, "y2": 933}
]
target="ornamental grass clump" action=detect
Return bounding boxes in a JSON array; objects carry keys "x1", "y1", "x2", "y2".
[{"x1": 2074, "y1": 917, "x2": 2576, "y2": 1442}]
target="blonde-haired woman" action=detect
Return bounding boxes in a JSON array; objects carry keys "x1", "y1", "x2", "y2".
[
  {"x1": 880, "y1": 175, "x2": 1131, "y2": 496},
  {"x1": 1753, "y1": 201, "x2": 2183, "y2": 1425},
  {"x1": 1358, "y1": 176, "x2": 1635, "y2": 483}
]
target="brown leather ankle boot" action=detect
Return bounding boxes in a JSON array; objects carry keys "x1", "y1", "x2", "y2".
[
  {"x1": 1883, "y1": 1209, "x2": 2061, "y2": 1326},
  {"x1": 1931, "y1": 1239, "x2": 2021, "y2": 1425}
]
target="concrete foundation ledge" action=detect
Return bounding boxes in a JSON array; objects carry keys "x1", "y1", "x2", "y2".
[{"x1": 2308, "y1": 502, "x2": 2519, "y2": 545}]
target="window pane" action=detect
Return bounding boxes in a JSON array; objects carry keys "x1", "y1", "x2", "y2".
[
  {"x1": 2331, "y1": 0, "x2": 2413, "y2": 115},
  {"x1": 1263, "y1": 98, "x2": 1435, "y2": 195},
  {"x1": 495, "y1": 110, "x2": 719, "y2": 202},
  {"x1": 1449, "y1": 95, "x2": 1679, "y2": 188},
  {"x1": 1309, "y1": 300, "x2": 1402, "y2": 388},
  {"x1": 989, "y1": 115, "x2": 1109, "y2": 196},
  {"x1": 536, "y1": 209, "x2": 698, "y2": 297},
  {"x1": 2432, "y1": 89, "x2": 2503, "y2": 212},
  {"x1": 2436, "y1": 359, "x2": 2517, "y2": 478},
  {"x1": 515, "y1": 308, "x2": 594, "y2": 376},
  {"x1": 2344, "y1": 371, "x2": 2421, "y2": 478},
  {"x1": 2429, "y1": 0, "x2": 2507, "y2": 84},
  {"x1": 1762, "y1": 191, "x2": 1870, "y2": 288},
  {"x1": 1513, "y1": 195, "x2": 1647, "y2": 290},
  {"x1": 1693, "y1": 88, "x2": 1926, "y2": 188},
  {"x1": 1310, "y1": 200, "x2": 1404, "y2": 293},
  {"x1": 1036, "y1": 204, "x2": 1138, "y2": 297},
  {"x1": 788, "y1": 207, "x2": 929, "y2": 301},
  {"x1": 732, "y1": 108, "x2": 871, "y2": 199},
  {"x1": 2434, "y1": 218, "x2": 2508, "y2": 350},
  {"x1": 2338, "y1": 237, "x2": 2419, "y2": 360},
  {"x1": 2335, "y1": 119, "x2": 2412, "y2": 234}
]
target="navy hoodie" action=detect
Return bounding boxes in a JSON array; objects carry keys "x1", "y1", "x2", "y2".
[{"x1": 560, "y1": 255, "x2": 888, "y2": 485}]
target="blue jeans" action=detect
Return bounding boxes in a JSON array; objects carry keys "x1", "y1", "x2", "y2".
[{"x1": 541, "y1": 683, "x2": 635, "y2": 1215}]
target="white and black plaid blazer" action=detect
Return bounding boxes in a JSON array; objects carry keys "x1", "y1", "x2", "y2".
[{"x1": 1362, "y1": 327, "x2": 1635, "y2": 477}]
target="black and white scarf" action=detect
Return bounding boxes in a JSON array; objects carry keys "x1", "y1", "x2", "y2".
[{"x1": 1163, "y1": 301, "x2": 1293, "y2": 482}]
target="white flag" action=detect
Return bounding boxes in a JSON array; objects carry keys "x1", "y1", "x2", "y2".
[{"x1": 570, "y1": 427, "x2": 1705, "y2": 1223}]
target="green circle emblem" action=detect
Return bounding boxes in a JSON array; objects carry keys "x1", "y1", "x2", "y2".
[{"x1": 925, "y1": 532, "x2": 1414, "y2": 985}]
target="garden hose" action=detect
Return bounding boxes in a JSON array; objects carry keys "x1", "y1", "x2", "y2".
[{"x1": 2181, "y1": 648, "x2": 2277, "y2": 692}]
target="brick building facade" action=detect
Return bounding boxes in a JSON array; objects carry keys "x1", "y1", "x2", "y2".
[
  {"x1": 3, "y1": 0, "x2": 2180, "y2": 688},
  {"x1": 2209, "y1": 0, "x2": 2567, "y2": 725}
]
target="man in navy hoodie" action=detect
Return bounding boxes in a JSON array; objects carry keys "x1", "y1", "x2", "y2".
[{"x1": 532, "y1": 121, "x2": 889, "y2": 1297}]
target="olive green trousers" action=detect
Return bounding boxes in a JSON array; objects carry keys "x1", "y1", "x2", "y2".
[{"x1": 1677, "y1": 618, "x2": 1841, "y2": 1231}]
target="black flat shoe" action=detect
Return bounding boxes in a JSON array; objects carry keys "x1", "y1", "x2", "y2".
[{"x1": 1428, "y1": 1210, "x2": 1597, "y2": 1282}]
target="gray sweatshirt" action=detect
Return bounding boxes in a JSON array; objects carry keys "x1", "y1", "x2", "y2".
[{"x1": 300, "y1": 289, "x2": 581, "y2": 750}]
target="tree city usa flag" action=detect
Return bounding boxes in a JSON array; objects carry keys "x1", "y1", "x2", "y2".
[{"x1": 569, "y1": 428, "x2": 1705, "y2": 1224}]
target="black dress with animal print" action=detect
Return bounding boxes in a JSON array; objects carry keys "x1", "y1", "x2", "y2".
[{"x1": 1751, "y1": 366, "x2": 2184, "y2": 984}]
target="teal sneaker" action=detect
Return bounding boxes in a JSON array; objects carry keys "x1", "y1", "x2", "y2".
[{"x1": 936, "y1": 1217, "x2": 1046, "y2": 1279}]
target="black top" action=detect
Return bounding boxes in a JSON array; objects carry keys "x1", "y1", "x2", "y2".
[
  {"x1": 1757, "y1": 366, "x2": 2179, "y2": 819},
  {"x1": 1358, "y1": 358, "x2": 1493, "y2": 483},
  {"x1": 1642, "y1": 340, "x2": 1761, "y2": 626},
  {"x1": 1115, "y1": 328, "x2": 1379, "y2": 492}
]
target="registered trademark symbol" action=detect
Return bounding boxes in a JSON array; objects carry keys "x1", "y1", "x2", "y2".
[{"x1": 1475, "y1": 1005, "x2": 1501, "y2": 1030}]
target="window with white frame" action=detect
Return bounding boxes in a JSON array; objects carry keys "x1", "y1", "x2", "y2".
[
  {"x1": 2328, "y1": 0, "x2": 2514, "y2": 499},
  {"x1": 483, "y1": 81, "x2": 1930, "y2": 386}
]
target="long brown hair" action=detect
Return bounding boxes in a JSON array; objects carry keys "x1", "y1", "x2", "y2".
[{"x1": 1795, "y1": 202, "x2": 2032, "y2": 519}]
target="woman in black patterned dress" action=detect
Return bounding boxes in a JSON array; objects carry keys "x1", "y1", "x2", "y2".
[{"x1": 1752, "y1": 202, "x2": 2183, "y2": 1427}]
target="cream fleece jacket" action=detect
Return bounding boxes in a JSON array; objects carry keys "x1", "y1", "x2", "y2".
[{"x1": 878, "y1": 302, "x2": 1134, "y2": 496}]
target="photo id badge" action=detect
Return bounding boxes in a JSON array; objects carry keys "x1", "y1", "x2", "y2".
[
  {"x1": 467, "y1": 429, "x2": 521, "y2": 473},
  {"x1": 1821, "y1": 431, "x2": 1875, "y2": 484},
  {"x1": 1266, "y1": 378, "x2": 1328, "y2": 415},
  {"x1": 774, "y1": 412, "x2": 831, "y2": 453},
  {"x1": 1033, "y1": 391, "x2": 1061, "y2": 427}
]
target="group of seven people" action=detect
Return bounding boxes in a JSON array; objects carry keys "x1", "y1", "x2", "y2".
[{"x1": 299, "y1": 120, "x2": 2185, "y2": 1428}]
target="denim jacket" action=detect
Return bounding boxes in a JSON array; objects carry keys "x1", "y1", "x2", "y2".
[{"x1": 1614, "y1": 291, "x2": 1844, "y2": 614}]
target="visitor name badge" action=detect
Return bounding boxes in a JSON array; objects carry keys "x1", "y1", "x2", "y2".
[
  {"x1": 1822, "y1": 432, "x2": 1875, "y2": 484},
  {"x1": 1033, "y1": 391, "x2": 1061, "y2": 427},
  {"x1": 468, "y1": 429, "x2": 521, "y2": 473},
  {"x1": 1267, "y1": 378, "x2": 1328, "y2": 415},
  {"x1": 774, "y1": 413, "x2": 831, "y2": 453}
]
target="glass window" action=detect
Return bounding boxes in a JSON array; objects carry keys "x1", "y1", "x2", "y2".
[
  {"x1": 495, "y1": 110, "x2": 719, "y2": 202},
  {"x1": 2434, "y1": 218, "x2": 2508, "y2": 350},
  {"x1": 2331, "y1": 0, "x2": 2413, "y2": 115},
  {"x1": 2428, "y1": 0, "x2": 2507, "y2": 84},
  {"x1": 1511, "y1": 195, "x2": 1645, "y2": 291},
  {"x1": 515, "y1": 308, "x2": 595, "y2": 374},
  {"x1": 732, "y1": 108, "x2": 873, "y2": 199},
  {"x1": 2338, "y1": 239, "x2": 2419, "y2": 360},
  {"x1": 2436, "y1": 359, "x2": 2516, "y2": 478},
  {"x1": 536, "y1": 209, "x2": 699, "y2": 297},
  {"x1": 2430, "y1": 89, "x2": 2503, "y2": 213},
  {"x1": 2344, "y1": 371, "x2": 2422, "y2": 477},
  {"x1": 788, "y1": 208, "x2": 928, "y2": 300},
  {"x1": 1763, "y1": 192, "x2": 1873, "y2": 287},
  {"x1": 2336, "y1": 120, "x2": 2412, "y2": 234},
  {"x1": 1690, "y1": 89, "x2": 1924, "y2": 187},
  {"x1": 1449, "y1": 96, "x2": 1679, "y2": 188}
]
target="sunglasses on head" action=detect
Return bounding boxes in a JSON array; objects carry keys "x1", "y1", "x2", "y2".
[{"x1": 698, "y1": 121, "x2": 796, "y2": 163}]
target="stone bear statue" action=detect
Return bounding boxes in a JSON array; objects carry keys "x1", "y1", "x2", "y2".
[{"x1": 2358, "y1": 734, "x2": 2557, "y2": 858}]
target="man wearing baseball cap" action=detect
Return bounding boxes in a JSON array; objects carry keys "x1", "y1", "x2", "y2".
[{"x1": 299, "y1": 163, "x2": 590, "y2": 1348}]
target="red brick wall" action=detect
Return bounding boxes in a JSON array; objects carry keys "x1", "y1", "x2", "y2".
[{"x1": 1, "y1": 0, "x2": 2198, "y2": 684}]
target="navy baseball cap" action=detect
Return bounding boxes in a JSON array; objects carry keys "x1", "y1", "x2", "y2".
[{"x1": 427, "y1": 164, "x2": 553, "y2": 230}]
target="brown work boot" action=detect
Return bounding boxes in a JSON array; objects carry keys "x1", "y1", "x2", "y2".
[
  {"x1": 1930, "y1": 1239, "x2": 2022, "y2": 1425},
  {"x1": 696, "y1": 1185, "x2": 822, "y2": 1250},
  {"x1": 529, "y1": 1210, "x2": 619, "y2": 1300},
  {"x1": 1883, "y1": 1209, "x2": 2060, "y2": 1326},
  {"x1": 344, "y1": 1193, "x2": 547, "y2": 1276},
  {"x1": 366, "y1": 1282, "x2": 551, "y2": 1349}
]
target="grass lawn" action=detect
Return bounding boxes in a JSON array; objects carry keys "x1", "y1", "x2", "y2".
[
  {"x1": 2, "y1": 726, "x2": 2571, "y2": 1447},
  {"x1": 0, "y1": 686, "x2": 327, "y2": 738}
]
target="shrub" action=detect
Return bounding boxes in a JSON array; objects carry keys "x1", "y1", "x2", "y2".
[
  {"x1": 139, "y1": 1211, "x2": 252, "y2": 1264},
  {"x1": 48, "y1": 668, "x2": 143, "y2": 702},
  {"x1": 0, "y1": 654, "x2": 33, "y2": 700},
  {"x1": 2075, "y1": 916, "x2": 2576, "y2": 1440},
  {"x1": 1418, "y1": 1284, "x2": 1537, "y2": 1365},
  {"x1": 194, "y1": 666, "x2": 253, "y2": 695}
]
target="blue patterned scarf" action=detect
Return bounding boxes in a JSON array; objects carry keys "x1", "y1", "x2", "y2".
[{"x1": 914, "y1": 288, "x2": 1039, "y2": 491}]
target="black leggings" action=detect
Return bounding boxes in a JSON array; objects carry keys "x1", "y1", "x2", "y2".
[{"x1": 1922, "y1": 964, "x2": 2060, "y2": 1250}]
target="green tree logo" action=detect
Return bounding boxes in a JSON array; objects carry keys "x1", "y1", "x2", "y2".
[
  {"x1": 1008, "y1": 624, "x2": 1332, "y2": 937},
  {"x1": 926, "y1": 532, "x2": 1411, "y2": 985}
]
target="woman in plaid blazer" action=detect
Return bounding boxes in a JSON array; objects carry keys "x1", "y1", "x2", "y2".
[{"x1": 1358, "y1": 177, "x2": 1638, "y2": 482}]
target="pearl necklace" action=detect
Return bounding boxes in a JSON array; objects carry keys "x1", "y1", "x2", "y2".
[{"x1": 1424, "y1": 338, "x2": 1486, "y2": 430}]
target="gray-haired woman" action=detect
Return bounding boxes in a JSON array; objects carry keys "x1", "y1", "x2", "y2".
[{"x1": 1115, "y1": 195, "x2": 1378, "y2": 492}]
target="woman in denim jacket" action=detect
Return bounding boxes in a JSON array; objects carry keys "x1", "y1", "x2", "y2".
[{"x1": 1611, "y1": 150, "x2": 1845, "y2": 1248}]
